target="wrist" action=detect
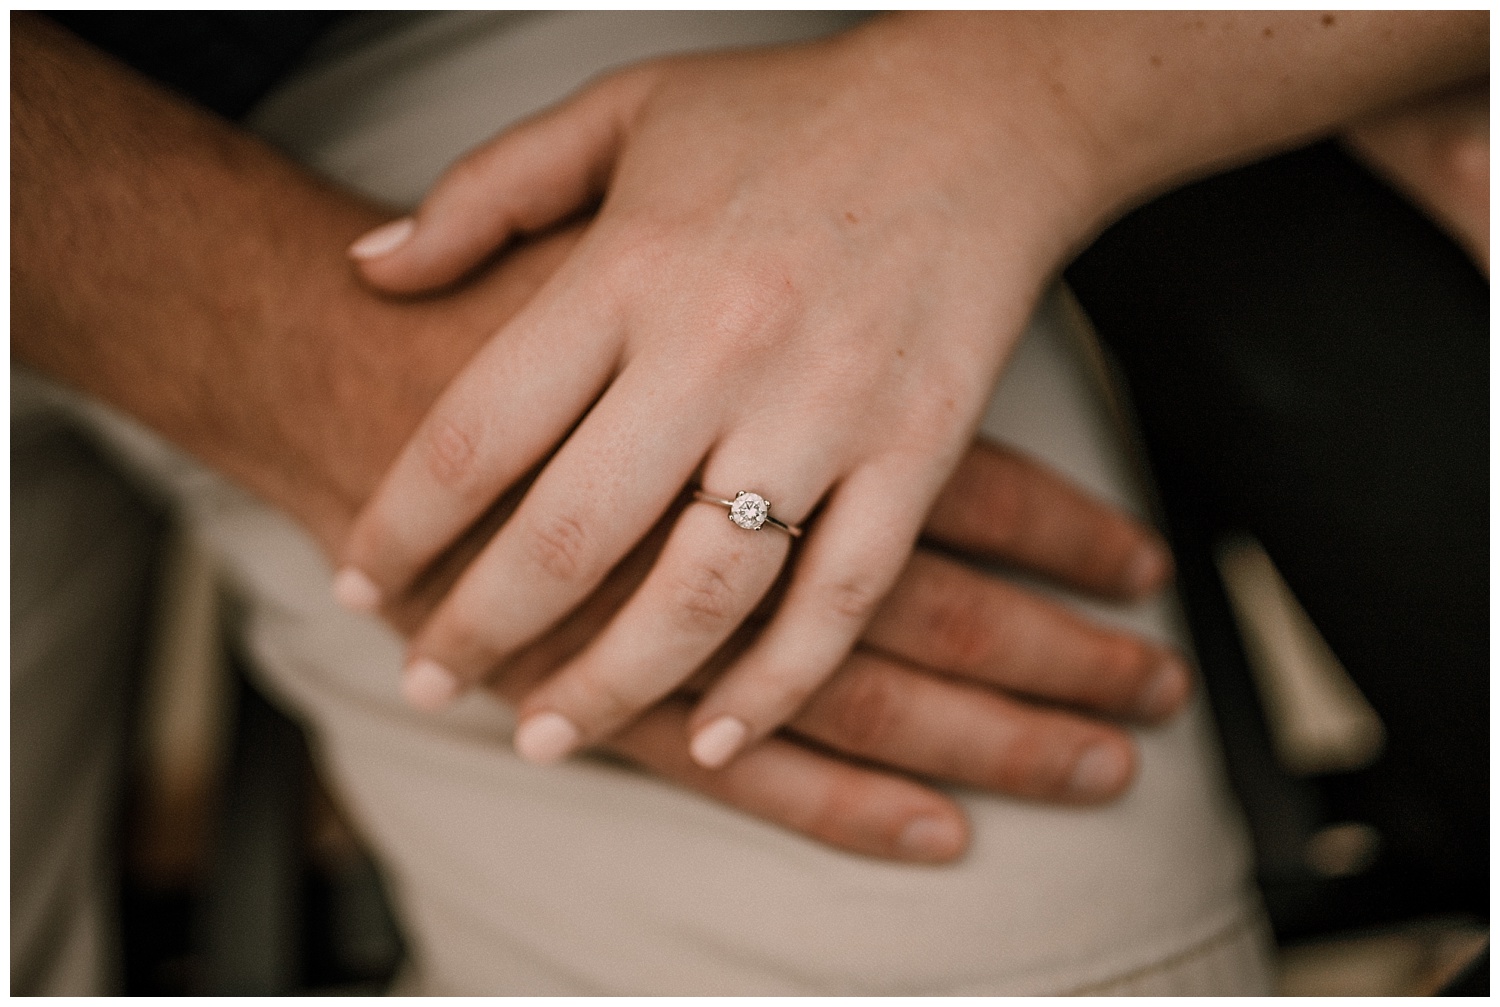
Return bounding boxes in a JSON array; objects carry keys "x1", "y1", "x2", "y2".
[
  {"x1": 843, "y1": 11, "x2": 1489, "y2": 261},
  {"x1": 829, "y1": 14, "x2": 1121, "y2": 275}
]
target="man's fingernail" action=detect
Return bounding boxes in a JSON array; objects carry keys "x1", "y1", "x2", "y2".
[
  {"x1": 332, "y1": 566, "x2": 381, "y2": 613},
  {"x1": 689, "y1": 716, "x2": 748, "y2": 769},
  {"x1": 402, "y1": 658, "x2": 461, "y2": 712},
  {"x1": 1136, "y1": 658, "x2": 1191, "y2": 721},
  {"x1": 349, "y1": 217, "x2": 415, "y2": 260},
  {"x1": 898, "y1": 816, "x2": 965, "y2": 861},
  {"x1": 514, "y1": 712, "x2": 580, "y2": 765},
  {"x1": 1122, "y1": 545, "x2": 1171, "y2": 597},
  {"x1": 1068, "y1": 744, "x2": 1130, "y2": 800}
]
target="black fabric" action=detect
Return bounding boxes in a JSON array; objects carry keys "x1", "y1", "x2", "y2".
[
  {"x1": 46, "y1": 12, "x2": 350, "y2": 120},
  {"x1": 1067, "y1": 141, "x2": 1488, "y2": 938}
]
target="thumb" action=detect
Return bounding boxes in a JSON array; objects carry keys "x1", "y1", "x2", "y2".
[{"x1": 350, "y1": 70, "x2": 652, "y2": 293}]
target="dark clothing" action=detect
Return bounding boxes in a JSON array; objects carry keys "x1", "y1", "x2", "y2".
[
  {"x1": 46, "y1": 11, "x2": 349, "y2": 120},
  {"x1": 1068, "y1": 141, "x2": 1488, "y2": 938}
]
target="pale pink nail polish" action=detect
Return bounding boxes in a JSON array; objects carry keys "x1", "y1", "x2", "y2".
[
  {"x1": 690, "y1": 716, "x2": 749, "y2": 769},
  {"x1": 349, "y1": 217, "x2": 414, "y2": 260},
  {"x1": 332, "y1": 567, "x2": 381, "y2": 613},
  {"x1": 514, "y1": 712, "x2": 580, "y2": 765},
  {"x1": 402, "y1": 658, "x2": 461, "y2": 712},
  {"x1": 898, "y1": 816, "x2": 964, "y2": 861}
]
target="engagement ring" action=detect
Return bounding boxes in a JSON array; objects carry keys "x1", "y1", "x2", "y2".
[{"x1": 692, "y1": 490, "x2": 802, "y2": 537}]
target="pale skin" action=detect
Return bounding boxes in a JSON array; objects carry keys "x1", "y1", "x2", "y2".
[
  {"x1": 340, "y1": 12, "x2": 1488, "y2": 770},
  {"x1": 13, "y1": 13, "x2": 1192, "y2": 864}
]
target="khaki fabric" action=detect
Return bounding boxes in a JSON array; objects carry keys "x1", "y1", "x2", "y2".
[
  {"x1": 10, "y1": 12, "x2": 1274, "y2": 995},
  {"x1": 10, "y1": 413, "x2": 165, "y2": 995}
]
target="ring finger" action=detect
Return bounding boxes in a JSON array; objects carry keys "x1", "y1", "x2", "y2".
[
  {"x1": 510, "y1": 443, "x2": 833, "y2": 762},
  {"x1": 399, "y1": 363, "x2": 724, "y2": 704}
]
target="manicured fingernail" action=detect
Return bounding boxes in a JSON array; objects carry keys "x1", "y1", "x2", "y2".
[
  {"x1": 1122, "y1": 545, "x2": 1171, "y2": 597},
  {"x1": 1136, "y1": 657, "x2": 1191, "y2": 721},
  {"x1": 402, "y1": 658, "x2": 461, "y2": 712},
  {"x1": 898, "y1": 816, "x2": 965, "y2": 861},
  {"x1": 348, "y1": 217, "x2": 414, "y2": 260},
  {"x1": 690, "y1": 716, "x2": 749, "y2": 769},
  {"x1": 332, "y1": 566, "x2": 381, "y2": 613},
  {"x1": 1068, "y1": 744, "x2": 1130, "y2": 800},
  {"x1": 514, "y1": 712, "x2": 580, "y2": 765}
]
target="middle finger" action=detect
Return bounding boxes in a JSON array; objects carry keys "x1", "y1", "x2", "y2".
[
  {"x1": 509, "y1": 441, "x2": 831, "y2": 762},
  {"x1": 402, "y1": 363, "x2": 719, "y2": 699}
]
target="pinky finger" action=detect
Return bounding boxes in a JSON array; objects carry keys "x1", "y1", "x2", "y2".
[
  {"x1": 608, "y1": 699, "x2": 970, "y2": 864},
  {"x1": 687, "y1": 463, "x2": 934, "y2": 769}
]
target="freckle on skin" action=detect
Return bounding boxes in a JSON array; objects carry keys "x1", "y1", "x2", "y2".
[
  {"x1": 1262, "y1": 27, "x2": 1274, "y2": 39},
  {"x1": 896, "y1": 348, "x2": 905, "y2": 358},
  {"x1": 845, "y1": 211, "x2": 858, "y2": 224},
  {"x1": 1322, "y1": 14, "x2": 1335, "y2": 27},
  {"x1": 1149, "y1": 54, "x2": 1162, "y2": 68}
]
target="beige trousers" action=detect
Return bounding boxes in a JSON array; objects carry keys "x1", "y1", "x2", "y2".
[{"x1": 12, "y1": 12, "x2": 1274, "y2": 994}]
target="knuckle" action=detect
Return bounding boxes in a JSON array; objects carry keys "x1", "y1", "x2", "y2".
[
  {"x1": 823, "y1": 572, "x2": 885, "y2": 625},
  {"x1": 526, "y1": 511, "x2": 594, "y2": 584},
  {"x1": 421, "y1": 416, "x2": 481, "y2": 491},
  {"x1": 713, "y1": 285, "x2": 786, "y2": 350},
  {"x1": 688, "y1": 265, "x2": 799, "y2": 365},
  {"x1": 923, "y1": 584, "x2": 997, "y2": 670},
  {"x1": 667, "y1": 556, "x2": 746, "y2": 634},
  {"x1": 924, "y1": 600, "x2": 996, "y2": 669},
  {"x1": 821, "y1": 668, "x2": 905, "y2": 751}
]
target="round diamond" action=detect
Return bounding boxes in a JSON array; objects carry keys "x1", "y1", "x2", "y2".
[{"x1": 728, "y1": 491, "x2": 770, "y2": 531}]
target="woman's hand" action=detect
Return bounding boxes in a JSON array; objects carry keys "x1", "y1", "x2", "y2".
[
  {"x1": 392, "y1": 435, "x2": 1190, "y2": 862},
  {"x1": 336, "y1": 32, "x2": 1097, "y2": 770},
  {"x1": 337, "y1": 12, "x2": 1482, "y2": 770}
]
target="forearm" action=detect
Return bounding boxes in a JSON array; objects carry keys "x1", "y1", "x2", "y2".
[
  {"x1": 11, "y1": 14, "x2": 557, "y2": 551},
  {"x1": 847, "y1": 11, "x2": 1487, "y2": 251}
]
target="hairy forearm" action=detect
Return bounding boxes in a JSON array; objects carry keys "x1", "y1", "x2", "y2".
[{"x1": 11, "y1": 14, "x2": 560, "y2": 551}]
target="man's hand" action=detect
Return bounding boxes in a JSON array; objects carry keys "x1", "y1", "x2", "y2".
[
  {"x1": 13, "y1": 13, "x2": 1184, "y2": 863},
  {"x1": 401, "y1": 438, "x2": 1188, "y2": 861}
]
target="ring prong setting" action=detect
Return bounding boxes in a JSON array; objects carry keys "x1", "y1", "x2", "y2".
[{"x1": 728, "y1": 490, "x2": 770, "y2": 531}]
